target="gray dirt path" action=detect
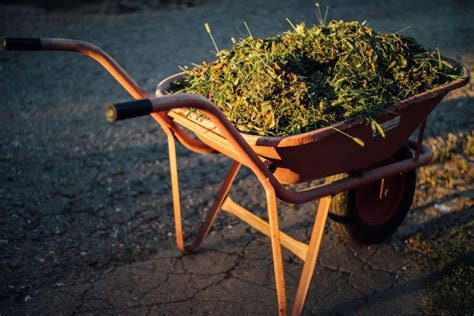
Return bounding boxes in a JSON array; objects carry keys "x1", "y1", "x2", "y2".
[{"x1": 1, "y1": 0, "x2": 473, "y2": 314}]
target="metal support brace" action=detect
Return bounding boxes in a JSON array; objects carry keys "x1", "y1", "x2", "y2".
[{"x1": 168, "y1": 134, "x2": 241, "y2": 253}]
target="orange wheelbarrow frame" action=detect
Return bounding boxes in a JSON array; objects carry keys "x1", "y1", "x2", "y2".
[{"x1": 4, "y1": 37, "x2": 469, "y2": 315}]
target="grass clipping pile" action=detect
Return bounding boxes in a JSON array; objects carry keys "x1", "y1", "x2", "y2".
[{"x1": 169, "y1": 20, "x2": 462, "y2": 136}]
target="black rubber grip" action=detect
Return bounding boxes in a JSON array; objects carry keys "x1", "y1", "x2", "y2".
[
  {"x1": 106, "y1": 99, "x2": 153, "y2": 122},
  {"x1": 3, "y1": 37, "x2": 42, "y2": 51}
]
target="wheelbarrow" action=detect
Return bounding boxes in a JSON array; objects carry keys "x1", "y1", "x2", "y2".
[{"x1": 4, "y1": 37, "x2": 469, "y2": 315}]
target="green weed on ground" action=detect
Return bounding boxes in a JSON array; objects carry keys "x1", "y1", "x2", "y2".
[{"x1": 405, "y1": 221, "x2": 474, "y2": 315}]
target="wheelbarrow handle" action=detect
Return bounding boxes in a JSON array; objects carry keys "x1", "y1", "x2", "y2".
[
  {"x1": 3, "y1": 37, "x2": 214, "y2": 154},
  {"x1": 106, "y1": 99, "x2": 153, "y2": 122},
  {"x1": 107, "y1": 94, "x2": 276, "y2": 183},
  {"x1": 4, "y1": 37, "x2": 42, "y2": 51}
]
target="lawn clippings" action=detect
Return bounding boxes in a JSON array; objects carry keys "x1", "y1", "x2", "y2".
[{"x1": 169, "y1": 20, "x2": 463, "y2": 137}]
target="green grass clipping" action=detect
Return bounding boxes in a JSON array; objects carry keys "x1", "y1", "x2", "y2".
[{"x1": 169, "y1": 20, "x2": 463, "y2": 137}]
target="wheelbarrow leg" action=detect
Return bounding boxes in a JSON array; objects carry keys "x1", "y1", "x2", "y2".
[
  {"x1": 291, "y1": 195, "x2": 332, "y2": 316},
  {"x1": 168, "y1": 135, "x2": 185, "y2": 251},
  {"x1": 262, "y1": 180, "x2": 288, "y2": 315},
  {"x1": 167, "y1": 134, "x2": 241, "y2": 253},
  {"x1": 186, "y1": 160, "x2": 241, "y2": 252}
]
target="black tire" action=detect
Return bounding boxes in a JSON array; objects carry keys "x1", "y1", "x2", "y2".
[{"x1": 326, "y1": 144, "x2": 417, "y2": 243}]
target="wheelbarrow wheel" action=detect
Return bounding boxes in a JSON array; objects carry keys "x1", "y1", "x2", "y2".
[{"x1": 326, "y1": 144, "x2": 416, "y2": 243}]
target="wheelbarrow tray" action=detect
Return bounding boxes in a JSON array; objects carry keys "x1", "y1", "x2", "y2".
[{"x1": 157, "y1": 59, "x2": 469, "y2": 184}]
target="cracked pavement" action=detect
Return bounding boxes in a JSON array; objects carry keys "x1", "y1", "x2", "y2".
[{"x1": 1, "y1": 0, "x2": 473, "y2": 314}]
